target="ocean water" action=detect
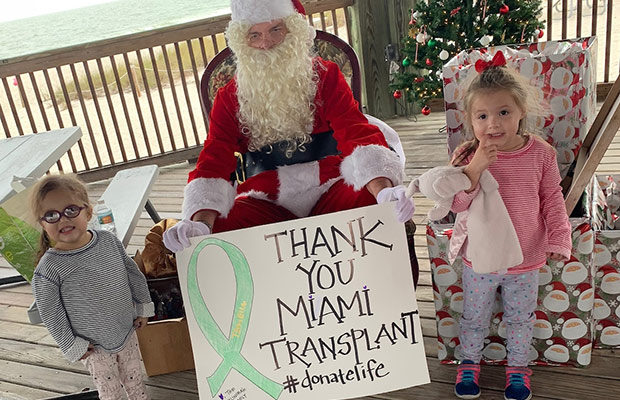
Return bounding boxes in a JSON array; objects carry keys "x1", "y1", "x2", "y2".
[{"x1": 0, "y1": 0, "x2": 231, "y2": 61}]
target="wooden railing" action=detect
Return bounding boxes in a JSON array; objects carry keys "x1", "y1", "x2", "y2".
[
  {"x1": 542, "y1": 0, "x2": 618, "y2": 90},
  {"x1": 0, "y1": 0, "x2": 354, "y2": 181},
  {"x1": 0, "y1": 0, "x2": 617, "y2": 180}
]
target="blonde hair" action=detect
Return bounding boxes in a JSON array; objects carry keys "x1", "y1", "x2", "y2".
[
  {"x1": 225, "y1": 13, "x2": 318, "y2": 156},
  {"x1": 30, "y1": 175, "x2": 92, "y2": 262},
  {"x1": 452, "y1": 65, "x2": 548, "y2": 166}
]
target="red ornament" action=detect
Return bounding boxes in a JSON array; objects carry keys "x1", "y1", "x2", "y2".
[
  {"x1": 409, "y1": 18, "x2": 416, "y2": 25},
  {"x1": 421, "y1": 105, "x2": 431, "y2": 115},
  {"x1": 393, "y1": 90, "x2": 402, "y2": 99},
  {"x1": 499, "y1": 4, "x2": 509, "y2": 14},
  {"x1": 425, "y1": 58, "x2": 433, "y2": 66},
  {"x1": 450, "y1": 7, "x2": 461, "y2": 17},
  {"x1": 538, "y1": 29, "x2": 544, "y2": 39},
  {"x1": 414, "y1": 77, "x2": 425, "y2": 83}
]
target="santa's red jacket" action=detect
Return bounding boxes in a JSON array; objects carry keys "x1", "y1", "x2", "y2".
[{"x1": 183, "y1": 58, "x2": 403, "y2": 220}]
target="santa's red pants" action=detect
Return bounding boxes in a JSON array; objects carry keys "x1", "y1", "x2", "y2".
[{"x1": 212, "y1": 179, "x2": 376, "y2": 233}]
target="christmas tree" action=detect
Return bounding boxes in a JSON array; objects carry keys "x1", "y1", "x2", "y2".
[{"x1": 390, "y1": 0, "x2": 544, "y2": 115}]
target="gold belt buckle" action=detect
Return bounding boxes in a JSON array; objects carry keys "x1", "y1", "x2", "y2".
[{"x1": 234, "y1": 151, "x2": 246, "y2": 184}]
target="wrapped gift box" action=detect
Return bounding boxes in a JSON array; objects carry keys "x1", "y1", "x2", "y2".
[
  {"x1": 427, "y1": 218, "x2": 596, "y2": 367},
  {"x1": 441, "y1": 37, "x2": 597, "y2": 178},
  {"x1": 586, "y1": 175, "x2": 620, "y2": 348}
]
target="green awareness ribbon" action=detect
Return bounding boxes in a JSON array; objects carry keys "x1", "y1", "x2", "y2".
[{"x1": 187, "y1": 237, "x2": 283, "y2": 399}]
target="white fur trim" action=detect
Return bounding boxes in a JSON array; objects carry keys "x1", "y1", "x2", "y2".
[
  {"x1": 236, "y1": 190, "x2": 270, "y2": 202},
  {"x1": 340, "y1": 145, "x2": 405, "y2": 190},
  {"x1": 231, "y1": 0, "x2": 296, "y2": 24},
  {"x1": 276, "y1": 162, "x2": 329, "y2": 217},
  {"x1": 182, "y1": 178, "x2": 237, "y2": 220},
  {"x1": 364, "y1": 114, "x2": 406, "y2": 166}
]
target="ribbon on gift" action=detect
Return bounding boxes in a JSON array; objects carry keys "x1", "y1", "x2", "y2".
[
  {"x1": 474, "y1": 51, "x2": 507, "y2": 73},
  {"x1": 187, "y1": 237, "x2": 283, "y2": 399}
]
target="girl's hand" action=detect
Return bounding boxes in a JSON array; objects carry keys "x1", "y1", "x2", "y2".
[
  {"x1": 134, "y1": 316, "x2": 149, "y2": 329},
  {"x1": 80, "y1": 344, "x2": 94, "y2": 360},
  {"x1": 463, "y1": 137, "x2": 497, "y2": 192},
  {"x1": 469, "y1": 137, "x2": 497, "y2": 173},
  {"x1": 547, "y1": 252, "x2": 567, "y2": 261}
]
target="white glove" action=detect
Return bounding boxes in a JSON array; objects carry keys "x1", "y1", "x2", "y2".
[
  {"x1": 377, "y1": 186, "x2": 415, "y2": 223},
  {"x1": 163, "y1": 219, "x2": 212, "y2": 253}
]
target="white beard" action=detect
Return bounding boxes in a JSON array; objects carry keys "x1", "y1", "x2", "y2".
[{"x1": 227, "y1": 15, "x2": 318, "y2": 155}]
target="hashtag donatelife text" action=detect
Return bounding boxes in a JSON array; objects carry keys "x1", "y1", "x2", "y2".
[{"x1": 257, "y1": 216, "x2": 420, "y2": 395}]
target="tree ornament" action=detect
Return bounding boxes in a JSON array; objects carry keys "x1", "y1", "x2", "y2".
[
  {"x1": 536, "y1": 29, "x2": 545, "y2": 39},
  {"x1": 425, "y1": 58, "x2": 433, "y2": 66},
  {"x1": 428, "y1": 39, "x2": 437, "y2": 48},
  {"x1": 421, "y1": 105, "x2": 431, "y2": 115},
  {"x1": 414, "y1": 77, "x2": 425, "y2": 83},
  {"x1": 479, "y1": 35, "x2": 493, "y2": 46},
  {"x1": 416, "y1": 32, "x2": 427, "y2": 43},
  {"x1": 499, "y1": 4, "x2": 509, "y2": 14},
  {"x1": 439, "y1": 49, "x2": 450, "y2": 60},
  {"x1": 402, "y1": 57, "x2": 412, "y2": 67},
  {"x1": 409, "y1": 18, "x2": 416, "y2": 25},
  {"x1": 413, "y1": 11, "x2": 420, "y2": 20},
  {"x1": 450, "y1": 6, "x2": 461, "y2": 17},
  {"x1": 393, "y1": 90, "x2": 402, "y2": 99}
]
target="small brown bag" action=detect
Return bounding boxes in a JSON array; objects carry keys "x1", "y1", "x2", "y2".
[{"x1": 141, "y1": 218, "x2": 179, "y2": 278}]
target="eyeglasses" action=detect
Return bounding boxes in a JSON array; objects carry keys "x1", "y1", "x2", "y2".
[
  {"x1": 247, "y1": 24, "x2": 288, "y2": 47},
  {"x1": 40, "y1": 205, "x2": 87, "y2": 224}
]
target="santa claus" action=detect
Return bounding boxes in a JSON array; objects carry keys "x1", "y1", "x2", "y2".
[{"x1": 163, "y1": 0, "x2": 413, "y2": 251}]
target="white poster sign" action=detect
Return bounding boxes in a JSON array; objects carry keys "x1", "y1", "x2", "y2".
[{"x1": 176, "y1": 203, "x2": 430, "y2": 400}]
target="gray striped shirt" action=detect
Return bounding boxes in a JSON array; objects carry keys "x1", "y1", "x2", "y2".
[{"x1": 32, "y1": 230, "x2": 154, "y2": 363}]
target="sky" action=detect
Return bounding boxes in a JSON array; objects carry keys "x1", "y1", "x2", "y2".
[{"x1": 0, "y1": 0, "x2": 117, "y2": 23}]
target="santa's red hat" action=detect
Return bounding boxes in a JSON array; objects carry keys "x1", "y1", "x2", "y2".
[
  {"x1": 231, "y1": 0, "x2": 306, "y2": 25},
  {"x1": 558, "y1": 311, "x2": 579, "y2": 324},
  {"x1": 573, "y1": 282, "x2": 592, "y2": 296},
  {"x1": 535, "y1": 310, "x2": 550, "y2": 321},
  {"x1": 545, "y1": 336, "x2": 567, "y2": 347},
  {"x1": 596, "y1": 319, "x2": 617, "y2": 330},
  {"x1": 445, "y1": 285, "x2": 463, "y2": 297},
  {"x1": 436, "y1": 310, "x2": 452, "y2": 321},
  {"x1": 492, "y1": 312, "x2": 504, "y2": 324},
  {"x1": 597, "y1": 265, "x2": 619, "y2": 278},
  {"x1": 572, "y1": 337, "x2": 591, "y2": 351},
  {"x1": 546, "y1": 281, "x2": 567, "y2": 293}
]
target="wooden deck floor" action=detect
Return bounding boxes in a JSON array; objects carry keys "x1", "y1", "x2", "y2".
[{"x1": 1, "y1": 111, "x2": 620, "y2": 399}]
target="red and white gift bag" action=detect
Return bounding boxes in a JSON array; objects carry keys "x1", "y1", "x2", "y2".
[
  {"x1": 427, "y1": 219, "x2": 596, "y2": 367},
  {"x1": 441, "y1": 37, "x2": 597, "y2": 178}
]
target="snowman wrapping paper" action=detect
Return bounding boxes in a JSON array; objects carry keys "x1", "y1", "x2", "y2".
[
  {"x1": 441, "y1": 37, "x2": 597, "y2": 179},
  {"x1": 426, "y1": 219, "x2": 596, "y2": 367},
  {"x1": 586, "y1": 175, "x2": 620, "y2": 348}
]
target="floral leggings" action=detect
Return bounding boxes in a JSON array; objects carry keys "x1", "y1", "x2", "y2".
[{"x1": 81, "y1": 332, "x2": 149, "y2": 400}]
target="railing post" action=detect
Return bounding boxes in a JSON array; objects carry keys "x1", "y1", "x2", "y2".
[{"x1": 347, "y1": 0, "x2": 412, "y2": 118}]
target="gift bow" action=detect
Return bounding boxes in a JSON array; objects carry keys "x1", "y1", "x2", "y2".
[{"x1": 474, "y1": 51, "x2": 507, "y2": 73}]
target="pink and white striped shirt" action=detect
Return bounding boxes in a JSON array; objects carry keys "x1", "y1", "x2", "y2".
[{"x1": 451, "y1": 135, "x2": 572, "y2": 274}]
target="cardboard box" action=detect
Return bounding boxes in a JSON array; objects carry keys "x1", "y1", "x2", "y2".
[{"x1": 136, "y1": 317, "x2": 195, "y2": 376}]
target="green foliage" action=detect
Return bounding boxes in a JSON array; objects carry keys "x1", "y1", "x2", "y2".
[{"x1": 390, "y1": 0, "x2": 544, "y2": 112}]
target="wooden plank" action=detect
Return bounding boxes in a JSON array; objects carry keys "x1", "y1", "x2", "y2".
[
  {"x1": 0, "y1": 381, "x2": 58, "y2": 400},
  {"x1": 348, "y1": 0, "x2": 395, "y2": 118},
  {"x1": 565, "y1": 77, "x2": 620, "y2": 214}
]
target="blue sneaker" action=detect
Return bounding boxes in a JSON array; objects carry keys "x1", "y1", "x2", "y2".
[
  {"x1": 455, "y1": 360, "x2": 481, "y2": 399},
  {"x1": 504, "y1": 367, "x2": 532, "y2": 400}
]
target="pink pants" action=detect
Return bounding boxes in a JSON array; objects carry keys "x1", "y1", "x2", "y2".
[{"x1": 81, "y1": 332, "x2": 149, "y2": 400}]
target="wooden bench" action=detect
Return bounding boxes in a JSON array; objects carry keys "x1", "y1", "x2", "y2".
[{"x1": 27, "y1": 165, "x2": 161, "y2": 324}]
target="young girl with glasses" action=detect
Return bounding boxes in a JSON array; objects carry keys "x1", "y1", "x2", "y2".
[{"x1": 30, "y1": 174, "x2": 154, "y2": 400}]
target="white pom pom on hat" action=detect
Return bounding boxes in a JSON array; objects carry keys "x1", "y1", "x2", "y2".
[{"x1": 230, "y1": 0, "x2": 306, "y2": 25}]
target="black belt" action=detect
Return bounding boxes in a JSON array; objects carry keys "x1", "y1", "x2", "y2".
[{"x1": 233, "y1": 130, "x2": 340, "y2": 183}]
